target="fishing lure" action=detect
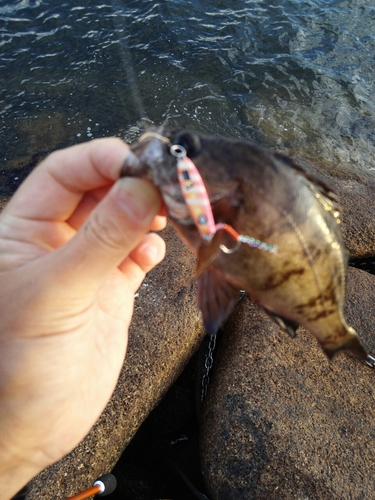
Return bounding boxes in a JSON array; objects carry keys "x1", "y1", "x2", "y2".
[
  {"x1": 170, "y1": 142, "x2": 277, "y2": 254},
  {"x1": 172, "y1": 143, "x2": 216, "y2": 241}
]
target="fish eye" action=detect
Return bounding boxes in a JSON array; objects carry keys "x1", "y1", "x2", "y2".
[{"x1": 172, "y1": 130, "x2": 202, "y2": 158}]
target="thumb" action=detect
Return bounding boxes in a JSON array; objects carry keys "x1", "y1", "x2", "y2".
[{"x1": 57, "y1": 177, "x2": 162, "y2": 286}]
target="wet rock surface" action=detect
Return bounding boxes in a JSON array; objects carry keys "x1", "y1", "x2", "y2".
[{"x1": 200, "y1": 267, "x2": 375, "y2": 500}]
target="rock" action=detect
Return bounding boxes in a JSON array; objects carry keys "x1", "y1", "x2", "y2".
[
  {"x1": 28, "y1": 222, "x2": 205, "y2": 499},
  {"x1": 200, "y1": 266, "x2": 375, "y2": 499},
  {"x1": 293, "y1": 156, "x2": 375, "y2": 259}
]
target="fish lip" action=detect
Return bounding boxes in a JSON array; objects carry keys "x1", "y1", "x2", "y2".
[{"x1": 161, "y1": 184, "x2": 192, "y2": 221}]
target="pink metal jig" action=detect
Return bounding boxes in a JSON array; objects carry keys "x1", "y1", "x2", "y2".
[
  {"x1": 172, "y1": 144, "x2": 216, "y2": 241},
  {"x1": 170, "y1": 143, "x2": 277, "y2": 254}
]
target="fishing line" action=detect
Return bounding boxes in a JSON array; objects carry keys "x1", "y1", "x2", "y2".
[
  {"x1": 109, "y1": 0, "x2": 146, "y2": 123},
  {"x1": 139, "y1": 131, "x2": 171, "y2": 144}
]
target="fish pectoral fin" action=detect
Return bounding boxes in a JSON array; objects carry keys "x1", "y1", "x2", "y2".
[
  {"x1": 322, "y1": 327, "x2": 375, "y2": 368},
  {"x1": 265, "y1": 311, "x2": 299, "y2": 338},
  {"x1": 195, "y1": 232, "x2": 224, "y2": 278},
  {"x1": 197, "y1": 267, "x2": 239, "y2": 335}
]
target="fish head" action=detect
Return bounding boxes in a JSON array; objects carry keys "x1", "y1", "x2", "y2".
[
  {"x1": 122, "y1": 127, "x2": 242, "y2": 252},
  {"x1": 122, "y1": 127, "x2": 190, "y2": 220}
]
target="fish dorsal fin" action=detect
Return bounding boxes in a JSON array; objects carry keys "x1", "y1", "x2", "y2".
[
  {"x1": 197, "y1": 267, "x2": 239, "y2": 335},
  {"x1": 306, "y1": 179, "x2": 341, "y2": 219},
  {"x1": 274, "y1": 152, "x2": 341, "y2": 217}
]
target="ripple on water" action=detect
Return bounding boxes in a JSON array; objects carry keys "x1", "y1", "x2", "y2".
[{"x1": 0, "y1": 0, "x2": 374, "y2": 180}]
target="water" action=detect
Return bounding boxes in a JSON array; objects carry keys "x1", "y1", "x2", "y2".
[{"x1": 1, "y1": 0, "x2": 375, "y2": 180}]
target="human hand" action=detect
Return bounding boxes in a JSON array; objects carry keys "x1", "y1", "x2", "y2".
[{"x1": 0, "y1": 138, "x2": 166, "y2": 499}]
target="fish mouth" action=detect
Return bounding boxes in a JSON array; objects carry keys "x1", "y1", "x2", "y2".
[{"x1": 161, "y1": 185, "x2": 191, "y2": 222}]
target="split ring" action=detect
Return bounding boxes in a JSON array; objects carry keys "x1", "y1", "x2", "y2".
[
  {"x1": 219, "y1": 239, "x2": 241, "y2": 254},
  {"x1": 170, "y1": 144, "x2": 187, "y2": 159}
]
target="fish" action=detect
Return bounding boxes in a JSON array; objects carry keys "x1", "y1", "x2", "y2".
[{"x1": 121, "y1": 127, "x2": 375, "y2": 367}]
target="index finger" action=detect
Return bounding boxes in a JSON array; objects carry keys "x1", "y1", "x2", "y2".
[{"x1": 5, "y1": 138, "x2": 130, "y2": 222}]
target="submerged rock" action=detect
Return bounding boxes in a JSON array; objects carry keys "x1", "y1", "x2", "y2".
[{"x1": 200, "y1": 267, "x2": 375, "y2": 500}]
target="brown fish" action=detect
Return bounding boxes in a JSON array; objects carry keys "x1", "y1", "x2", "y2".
[{"x1": 121, "y1": 127, "x2": 374, "y2": 367}]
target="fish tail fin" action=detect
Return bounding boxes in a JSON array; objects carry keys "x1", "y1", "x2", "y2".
[{"x1": 323, "y1": 326, "x2": 375, "y2": 368}]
